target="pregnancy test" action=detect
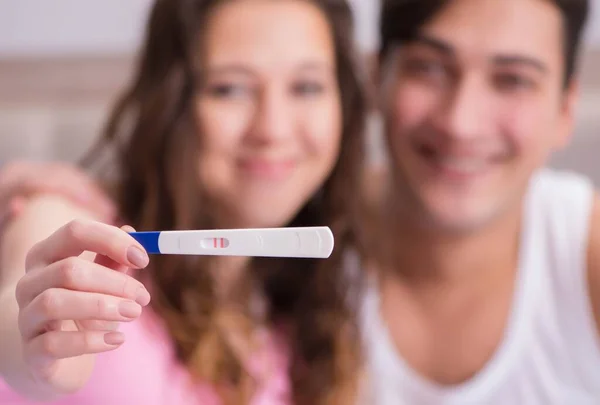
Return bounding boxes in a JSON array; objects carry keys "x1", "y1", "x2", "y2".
[{"x1": 128, "y1": 226, "x2": 334, "y2": 258}]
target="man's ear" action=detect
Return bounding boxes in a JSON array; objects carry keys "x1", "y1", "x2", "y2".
[
  {"x1": 555, "y1": 78, "x2": 580, "y2": 149},
  {"x1": 372, "y1": 54, "x2": 389, "y2": 113},
  {"x1": 373, "y1": 49, "x2": 402, "y2": 114},
  {"x1": 363, "y1": 52, "x2": 380, "y2": 112}
]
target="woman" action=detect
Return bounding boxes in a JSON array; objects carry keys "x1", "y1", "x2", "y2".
[{"x1": 0, "y1": 0, "x2": 368, "y2": 404}]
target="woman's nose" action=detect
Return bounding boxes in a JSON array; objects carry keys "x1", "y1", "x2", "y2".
[{"x1": 247, "y1": 87, "x2": 294, "y2": 145}]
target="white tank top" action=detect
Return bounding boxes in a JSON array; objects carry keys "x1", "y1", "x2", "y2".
[{"x1": 359, "y1": 168, "x2": 600, "y2": 405}]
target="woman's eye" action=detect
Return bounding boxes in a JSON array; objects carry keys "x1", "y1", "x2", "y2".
[
  {"x1": 205, "y1": 83, "x2": 250, "y2": 98},
  {"x1": 292, "y1": 81, "x2": 325, "y2": 96}
]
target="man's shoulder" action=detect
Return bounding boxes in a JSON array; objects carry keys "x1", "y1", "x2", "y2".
[
  {"x1": 586, "y1": 193, "x2": 600, "y2": 335},
  {"x1": 529, "y1": 167, "x2": 593, "y2": 192}
]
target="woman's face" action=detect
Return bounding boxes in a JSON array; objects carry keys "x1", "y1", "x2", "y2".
[{"x1": 195, "y1": 0, "x2": 342, "y2": 228}]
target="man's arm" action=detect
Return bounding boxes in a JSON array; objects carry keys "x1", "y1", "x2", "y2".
[
  {"x1": 0, "y1": 195, "x2": 98, "y2": 399},
  {"x1": 0, "y1": 160, "x2": 115, "y2": 231},
  {"x1": 586, "y1": 194, "x2": 600, "y2": 335}
]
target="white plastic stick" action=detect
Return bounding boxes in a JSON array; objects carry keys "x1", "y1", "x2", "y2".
[{"x1": 129, "y1": 226, "x2": 334, "y2": 258}]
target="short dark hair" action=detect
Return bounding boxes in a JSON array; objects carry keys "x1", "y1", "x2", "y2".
[{"x1": 379, "y1": 0, "x2": 590, "y2": 85}]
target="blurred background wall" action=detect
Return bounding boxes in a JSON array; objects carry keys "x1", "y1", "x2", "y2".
[{"x1": 0, "y1": 0, "x2": 598, "y2": 182}]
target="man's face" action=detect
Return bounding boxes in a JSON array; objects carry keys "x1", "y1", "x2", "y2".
[{"x1": 382, "y1": 0, "x2": 579, "y2": 233}]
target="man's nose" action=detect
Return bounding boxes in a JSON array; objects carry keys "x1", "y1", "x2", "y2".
[{"x1": 432, "y1": 76, "x2": 491, "y2": 141}]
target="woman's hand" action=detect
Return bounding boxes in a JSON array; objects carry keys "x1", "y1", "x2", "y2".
[
  {"x1": 0, "y1": 161, "x2": 116, "y2": 230},
  {"x1": 14, "y1": 219, "x2": 151, "y2": 395}
]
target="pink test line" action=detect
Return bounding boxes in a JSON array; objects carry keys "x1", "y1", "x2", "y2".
[{"x1": 212, "y1": 238, "x2": 225, "y2": 248}]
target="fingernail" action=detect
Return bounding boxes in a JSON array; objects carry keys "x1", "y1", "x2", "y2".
[
  {"x1": 119, "y1": 301, "x2": 142, "y2": 318},
  {"x1": 135, "y1": 287, "x2": 151, "y2": 306},
  {"x1": 104, "y1": 332, "x2": 125, "y2": 346},
  {"x1": 121, "y1": 225, "x2": 136, "y2": 233},
  {"x1": 127, "y1": 246, "x2": 149, "y2": 268}
]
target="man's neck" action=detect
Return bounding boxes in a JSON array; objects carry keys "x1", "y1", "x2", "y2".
[{"x1": 379, "y1": 204, "x2": 523, "y2": 293}]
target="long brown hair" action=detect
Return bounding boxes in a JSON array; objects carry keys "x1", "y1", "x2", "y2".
[{"x1": 83, "y1": 0, "x2": 368, "y2": 404}]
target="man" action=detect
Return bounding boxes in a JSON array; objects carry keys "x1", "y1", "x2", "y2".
[{"x1": 362, "y1": 0, "x2": 599, "y2": 403}]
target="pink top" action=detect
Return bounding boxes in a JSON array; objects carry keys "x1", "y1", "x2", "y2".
[{"x1": 0, "y1": 308, "x2": 291, "y2": 405}]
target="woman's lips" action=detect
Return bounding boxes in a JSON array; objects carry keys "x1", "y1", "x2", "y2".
[{"x1": 238, "y1": 158, "x2": 297, "y2": 181}]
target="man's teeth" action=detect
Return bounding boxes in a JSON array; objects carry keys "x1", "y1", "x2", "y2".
[{"x1": 434, "y1": 157, "x2": 486, "y2": 172}]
